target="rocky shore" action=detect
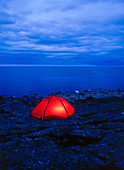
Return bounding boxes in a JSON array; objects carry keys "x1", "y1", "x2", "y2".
[{"x1": 0, "y1": 89, "x2": 124, "y2": 169}]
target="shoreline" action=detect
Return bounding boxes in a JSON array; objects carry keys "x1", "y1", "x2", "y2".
[{"x1": 1, "y1": 88, "x2": 124, "y2": 99}]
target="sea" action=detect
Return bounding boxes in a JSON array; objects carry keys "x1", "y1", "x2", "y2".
[{"x1": 0, "y1": 66, "x2": 124, "y2": 97}]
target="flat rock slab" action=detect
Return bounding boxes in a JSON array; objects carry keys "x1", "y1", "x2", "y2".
[{"x1": 0, "y1": 92, "x2": 124, "y2": 169}]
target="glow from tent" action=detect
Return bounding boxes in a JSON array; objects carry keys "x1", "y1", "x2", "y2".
[{"x1": 54, "y1": 106, "x2": 65, "y2": 112}]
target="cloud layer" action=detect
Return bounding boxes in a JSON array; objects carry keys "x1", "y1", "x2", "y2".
[{"x1": 0, "y1": 0, "x2": 124, "y2": 65}]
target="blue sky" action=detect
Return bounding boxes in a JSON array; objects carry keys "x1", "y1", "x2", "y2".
[{"x1": 0, "y1": 0, "x2": 124, "y2": 65}]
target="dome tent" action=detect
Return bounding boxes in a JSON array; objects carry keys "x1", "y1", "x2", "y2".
[{"x1": 30, "y1": 96, "x2": 76, "y2": 120}]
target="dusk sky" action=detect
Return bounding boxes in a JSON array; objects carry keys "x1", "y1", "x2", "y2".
[{"x1": 0, "y1": 0, "x2": 124, "y2": 65}]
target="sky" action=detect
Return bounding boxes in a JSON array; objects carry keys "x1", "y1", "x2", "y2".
[{"x1": 0, "y1": 0, "x2": 124, "y2": 65}]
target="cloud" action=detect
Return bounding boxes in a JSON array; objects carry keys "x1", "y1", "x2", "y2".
[
  {"x1": 2, "y1": 1, "x2": 124, "y2": 29},
  {"x1": 0, "y1": 0, "x2": 124, "y2": 64},
  {"x1": 2, "y1": 0, "x2": 124, "y2": 33}
]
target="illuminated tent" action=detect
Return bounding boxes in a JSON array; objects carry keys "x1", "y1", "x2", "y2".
[{"x1": 30, "y1": 96, "x2": 76, "y2": 120}]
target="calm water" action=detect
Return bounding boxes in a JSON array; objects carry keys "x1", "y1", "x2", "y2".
[{"x1": 0, "y1": 66, "x2": 124, "y2": 97}]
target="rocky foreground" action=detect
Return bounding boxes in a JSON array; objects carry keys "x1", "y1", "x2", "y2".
[{"x1": 0, "y1": 90, "x2": 124, "y2": 169}]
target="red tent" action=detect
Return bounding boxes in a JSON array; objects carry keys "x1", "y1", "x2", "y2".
[{"x1": 30, "y1": 96, "x2": 76, "y2": 120}]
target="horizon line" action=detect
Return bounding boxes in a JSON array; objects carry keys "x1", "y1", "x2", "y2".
[
  {"x1": 0, "y1": 64, "x2": 97, "y2": 67},
  {"x1": 0, "y1": 64, "x2": 124, "y2": 67}
]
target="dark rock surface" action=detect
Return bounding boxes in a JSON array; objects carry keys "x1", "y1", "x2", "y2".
[{"x1": 0, "y1": 90, "x2": 124, "y2": 169}]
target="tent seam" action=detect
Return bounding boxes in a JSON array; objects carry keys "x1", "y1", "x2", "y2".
[
  {"x1": 56, "y1": 96, "x2": 70, "y2": 119},
  {"x1": 42, "y1": 97, "x2": 52, "y2": 120}
]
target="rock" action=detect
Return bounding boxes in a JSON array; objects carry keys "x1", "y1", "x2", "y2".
[
  {"x1": 75, "y1": 90, "x2": 79, "y2": 94},
  {"x1": 79, "y1": 92, "x2": 84, "y2": 96},
  {"x1": 85, "y1": 96, "x2": 94, "y2": 100},
  {"x1": 0, "y1": 92, "x2": 124, "y2": 169},
  {"x1": 55, "y1": 91, "x2": 61, "y2": 95},
  {"x1": 23, "y1": 95, "x2": 29, "y2": 98},
  {"x1": 117, "y1": 88, "x2": 121, "y2": 92}
]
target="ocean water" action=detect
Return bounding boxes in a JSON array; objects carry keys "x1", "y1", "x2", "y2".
[{"x1": 0, "y1": 66, "x2": 124, "y2": 97}]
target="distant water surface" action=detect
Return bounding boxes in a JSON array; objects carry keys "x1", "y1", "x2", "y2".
[{"x1": 0, "y1": 66, "x2": 124, "y2": 96}]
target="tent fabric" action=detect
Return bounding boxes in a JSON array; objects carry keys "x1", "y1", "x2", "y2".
[{"x1": 30, "y1": 96, "x2": 76, "y2": 120}]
